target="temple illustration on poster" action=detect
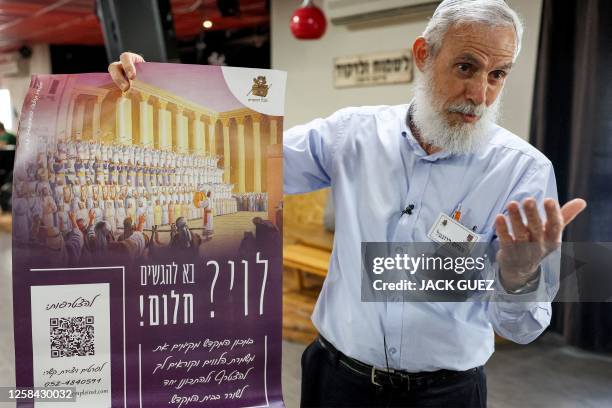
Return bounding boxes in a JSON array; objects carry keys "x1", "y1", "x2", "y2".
[{"x1": 13, "y1": 64, "x2": 284, "y2": 263}]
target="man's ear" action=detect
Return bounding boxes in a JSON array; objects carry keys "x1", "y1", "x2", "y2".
[{"x1": 413, "y1": 37, "x2": 429, "y2": 72}]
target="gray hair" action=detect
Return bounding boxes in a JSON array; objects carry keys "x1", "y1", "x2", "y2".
[{"x1": 423, "y1": 0, "x2": 524, "y2": 61}]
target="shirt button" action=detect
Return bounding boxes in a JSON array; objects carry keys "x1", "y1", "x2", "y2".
[
  {"x1": 401, "y1": 131, "x2": 407, "y2": 137},
  {"x1": 389, "y1": 347, "x2": 397, "y2": 354}
]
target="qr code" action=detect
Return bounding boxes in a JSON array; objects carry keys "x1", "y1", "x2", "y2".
[{"x1": 49, "y1": 316, "x2": 95, "y2": 358}]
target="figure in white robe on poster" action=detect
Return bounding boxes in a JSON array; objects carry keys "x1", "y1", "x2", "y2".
[
  {"x1": 88, "y1": 142, "x2": 96, "y2": 162},
  {"x1": 104, "y1": 197, "x2": 116, "y2": 231},
  {"x1": 136, "y1": 197, "x2": 146, "y2": 225},
  {"x1": 154, "y1": 199, "x2": 162, "y2": 227},
  {"x1": 100, "y1": 144, "x2": 107, "y2": 162},
  {"x1": 157, "y1": 167, "x2": 164, "y2": 187},
  {"x1": 108, "y1": 162, "x2": 115, "y2": 185},
  {"x1": 83, "y1": 159, "x2": 91, "y2": 182},
  {"x1": 76, "y1": 142, "x2": 86, "y2": 162},
  {"x1": 128, "y1": 162, "x2": 136, "y2": 187},
  {"x1": 143, "y1": 166, "x2": 151, "y2": 189},
  {"x1": 144, "y1": 148, "x2": 152, "y2": 166},
  {"x1": 136, "y1": 165, "x2": 144, "y2": 187},
  {"x1": 115, "y1": 199, "x2": 126, "y2": 233},
  {"x1": 91, "y1": 200, "x2": 103, "y2": 225},
  {"x1": 93, "y1": 159, "x2": 103, "y2": 185},
  {"x1": 118, "y1": 163, "x2": 126, "y2": 186},
  {"x1": 75, "y1": 159, "x2": 86, "y2": 185},
  {"x1": 112, "y1": 145, "x2": 120, "y2": 164},
  {"x1": 200, "y1": 191, "x2": 213, "y2": 238},
  {"x1": 77, "y1": 200, "x2": 88, "y2": 224},
  {"x1": 65, "y1": 157, "x2": 76, "y2": 185},
  {"x1": 85, "y1": 181, "x2": 94, "y2": 209},
  {"x1": 126, "y1": 193, "x2": 136, "y2": 221},
  {"x1": 145, "y1": 198, "x2": 154, "y2": 230},
  {"x1": 161, "y1": 199, "x2": 169, "y2": 225}
]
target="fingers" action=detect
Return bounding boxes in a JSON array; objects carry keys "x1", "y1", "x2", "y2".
[
  {"x1": 108, "y1": 52, "x2": 144, "y2": 91},
  {"x1": 108, "y1": 61, "x2": 129, "y2": 91},
  {"x1": 543, "y1": 199, "x2": 563, "y2": 242},
  {"x1": 560, "y1": 198, "x2": 587, "y2": 226},
  {"x1": 542, "y1": 198, "x2": 587, "y2": 242},
  {"x1": 120, "y1": 52, "x2": 142, "y2": 80},
  {"x1": 523, "y1": 198, "x2": 543, "y2": 241},
  {"x1": 507, "y1": 201, "x2": 530, "y2": 242},
  {"x1": 495, "y1": 214, "x2": 513, "y2": 247}
]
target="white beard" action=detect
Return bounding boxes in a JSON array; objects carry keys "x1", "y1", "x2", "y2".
[{"x1": 412, "y1": 68, "x2": 502, "y2": 155}]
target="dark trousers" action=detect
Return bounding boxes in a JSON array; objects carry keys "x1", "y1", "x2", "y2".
[{"x1": 301, "y1": 338, "x2": 487, "y2": 408}]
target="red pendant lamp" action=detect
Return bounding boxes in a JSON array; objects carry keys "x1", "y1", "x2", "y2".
[{"x1": 290, "y1": 0, "x2": 327, "y2": 40}]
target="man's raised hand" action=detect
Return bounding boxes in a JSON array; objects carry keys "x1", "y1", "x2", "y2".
[{"x1": 495, "y1": 197, "x2": 587, "y2": 290}]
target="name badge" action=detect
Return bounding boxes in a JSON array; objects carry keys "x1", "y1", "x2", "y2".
[{"x1": 427, "y1": 213, "x2": 479, "y2": 257}]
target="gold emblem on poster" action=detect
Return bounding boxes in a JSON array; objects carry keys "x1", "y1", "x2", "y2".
[{"x1": 249, "y1": 76, "x2": 270, "y2": 97}]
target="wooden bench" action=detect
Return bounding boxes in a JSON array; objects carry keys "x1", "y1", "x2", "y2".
[
  {"x1": 283, "y1": 243, "x2": 331, "y2": 290},
  {"x1": 0, "y1": 212, "x2": 11, "y2": 233}
]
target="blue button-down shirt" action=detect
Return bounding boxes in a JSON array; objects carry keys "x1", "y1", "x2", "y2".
[{"x1": 283, "y1": 103, "x2": 558, "y2": 372}]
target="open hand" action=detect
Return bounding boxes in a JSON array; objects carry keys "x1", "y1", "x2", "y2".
[{"x1": 495, "y1": 197, "x2": 586, "y2": 290}]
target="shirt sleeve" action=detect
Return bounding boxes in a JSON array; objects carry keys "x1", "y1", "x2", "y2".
[
  {"x1": 283, "y1": 109, "x2": 348, "y2": 195},
  {"x1": 486, "y1": 162, "x2": 560, "y2": 344}
]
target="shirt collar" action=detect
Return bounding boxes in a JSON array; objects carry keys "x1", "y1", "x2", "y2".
[{"x1": 400, "y1": 100, "x2": 454, "y2": 162}]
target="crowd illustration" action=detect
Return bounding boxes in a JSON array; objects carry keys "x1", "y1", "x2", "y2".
[{"x1": 12, "y1": 140, "x2": 268, "y2": 264}]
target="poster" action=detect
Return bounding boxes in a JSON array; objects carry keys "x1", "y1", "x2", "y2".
[{"x1": 11, "y1": 63, "x2": 286, "y2": 407}]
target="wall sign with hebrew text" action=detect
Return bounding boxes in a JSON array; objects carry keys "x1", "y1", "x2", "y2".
[{"x1": 333, "y1": 49, "x2": 413, "y2": 88}]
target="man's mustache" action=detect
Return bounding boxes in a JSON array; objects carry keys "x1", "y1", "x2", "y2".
[{"x1": 447, "y1": 102, "x2": 486, "y2": 117}]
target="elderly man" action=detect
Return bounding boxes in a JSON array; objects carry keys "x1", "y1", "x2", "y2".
[{"x1": 109, "y1": 1, "x2": 587, "y2": 406}]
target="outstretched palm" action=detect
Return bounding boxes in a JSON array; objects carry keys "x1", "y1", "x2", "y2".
[{"x1": 495, "y1": 198, "x2": 586, "y2": 290}]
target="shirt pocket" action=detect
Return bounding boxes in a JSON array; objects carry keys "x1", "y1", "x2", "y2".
[
  {"x1": 473, "y1": 229, "x2": 495, "y2": 243},
  {"x1": 470, "y1": 230, "x2": 498, "y2": 270}
]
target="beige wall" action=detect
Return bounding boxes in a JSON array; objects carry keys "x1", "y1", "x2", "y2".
[{"x1": 271, "y1": 0, "x2": 543, "y2": 140}]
